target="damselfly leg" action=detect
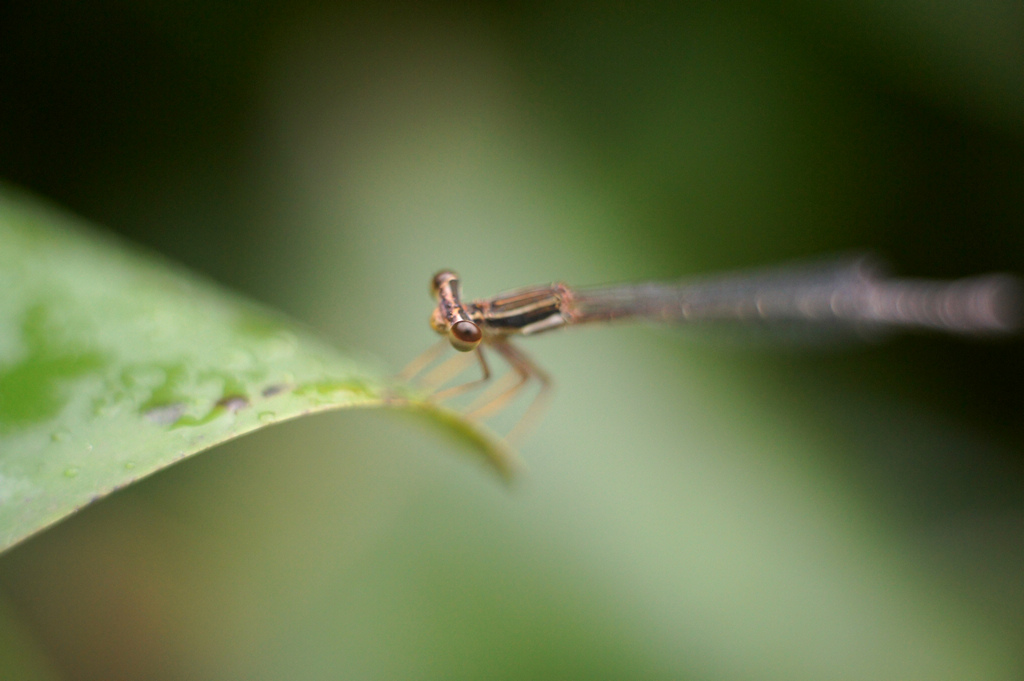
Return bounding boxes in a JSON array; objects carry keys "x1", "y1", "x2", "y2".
[
  {"x1": 400, "y1": 337, "x2": 548, "y2": 441},
  {"x1": 467, "y1": 339, "x2": 552, "y2": 444}
]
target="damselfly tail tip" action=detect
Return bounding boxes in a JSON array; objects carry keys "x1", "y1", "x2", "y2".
[
  {"x1": 985, "y1": 274, "x2": 1023, "y2": 333},
  {"x1": 946, "y1": 272, "x2": 1024, "y2": 335}
]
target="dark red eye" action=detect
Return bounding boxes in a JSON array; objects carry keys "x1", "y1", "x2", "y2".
[{"x1": 449, "y1": 320, "x2": 482, "y2": 351}]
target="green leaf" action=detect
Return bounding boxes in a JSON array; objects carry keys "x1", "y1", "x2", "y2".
[{"x1": 0, "y1": 185, "x2": 515, "y2": 553}]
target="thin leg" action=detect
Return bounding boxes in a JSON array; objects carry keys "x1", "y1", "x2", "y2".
[
  {"x1": 465, "y1": 365, "x2": 523, "y2": 413},
  {"x1": 420, "y1": 349, "x2": 477, "y2": 393},
  {"x1": 402, "y1": 338, "x2": 553, "y2": 442},
  {"x1": 398, "y1": 339, "x2": 449, "y2": 382},
  {"x1": 431, "y1": 347, "x2": 493, "y2": 402},
  {"x1": 466, "y1": 340, "x2": 540, "y2": 423},
  {"x1": 493, "y1": 341, "x2": 553, "y2": 445}
]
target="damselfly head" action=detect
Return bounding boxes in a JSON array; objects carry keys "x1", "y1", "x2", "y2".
[
  {"x1": 429, "y1": 309, "x2": 482, "y2": 351},
  {"x1": 429, "y1": 270, "x2": 482, "y2": 351}
]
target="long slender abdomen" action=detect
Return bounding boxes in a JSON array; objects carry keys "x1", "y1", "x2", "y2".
[{"x1": 570, "y1": 257, "x2": 1020, "y2": 335}]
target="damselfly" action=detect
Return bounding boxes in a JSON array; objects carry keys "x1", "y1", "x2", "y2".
[{"x1": 401, "y1": 256, "x2": 1020, "y2": 441}]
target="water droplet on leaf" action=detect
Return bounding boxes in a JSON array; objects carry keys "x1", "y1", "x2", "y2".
[{"x1": 144, "y1": 403, "x2": 186, "y2": 425}]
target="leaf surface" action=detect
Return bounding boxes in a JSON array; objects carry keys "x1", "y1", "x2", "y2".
[{"x1": 0, "y1": 186, "x2": 512, "y2": 552}]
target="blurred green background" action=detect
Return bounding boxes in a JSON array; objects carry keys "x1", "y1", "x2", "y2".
[{"x1": 1, "y1": 1, "x2": 1023, "y2": 679}]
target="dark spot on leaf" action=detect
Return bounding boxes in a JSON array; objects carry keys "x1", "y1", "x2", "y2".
[
  {"x1": 261, "y1": 384, "x2": 289, "y2": 397},
  {"x1": 216, "y1": 395, "x2": 249, "y2": 412}
]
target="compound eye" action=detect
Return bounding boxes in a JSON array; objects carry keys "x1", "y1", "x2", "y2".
[
  {"x1": 431, "y1": 270, "x2": 456, "y2": 297},
  {"x1": 449, "y1": 320, "x2": 482, "y2": 352}
]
